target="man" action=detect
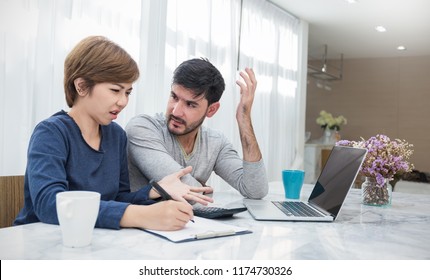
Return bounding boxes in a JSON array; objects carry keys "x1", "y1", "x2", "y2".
[{"x1": 125, "y1": 58, "x2": 268, "y2": 199}]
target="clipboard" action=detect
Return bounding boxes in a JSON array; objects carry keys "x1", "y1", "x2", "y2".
[{"x1": 142, "y1": 216, "x2": 252, "y2": 243}]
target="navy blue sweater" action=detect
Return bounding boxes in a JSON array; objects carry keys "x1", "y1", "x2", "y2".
[{"x1": 14, "y1": 111, "x2": 154, "y2": 229}]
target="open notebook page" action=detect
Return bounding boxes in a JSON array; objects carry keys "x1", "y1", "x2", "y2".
[{"x1": 143, "y1": 216, "x2": 251, "y2": 243}]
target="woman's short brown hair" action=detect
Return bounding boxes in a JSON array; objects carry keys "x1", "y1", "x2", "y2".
[{"x1": 64, "y1": 36, "x2": 140, "y2": 107}]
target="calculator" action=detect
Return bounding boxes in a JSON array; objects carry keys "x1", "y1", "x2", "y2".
[{"x1": 192, "y1": 206, "x2": 247, "y2": 219}]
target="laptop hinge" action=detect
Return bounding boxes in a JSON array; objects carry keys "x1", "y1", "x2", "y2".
[{"x1": 308, "y1": 202, "x2": 333, "y2": 217}]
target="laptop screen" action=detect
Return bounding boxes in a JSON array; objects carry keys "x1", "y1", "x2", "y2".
[{"x1": 308, "y1": 146, "x2": 367, "y2": 219}]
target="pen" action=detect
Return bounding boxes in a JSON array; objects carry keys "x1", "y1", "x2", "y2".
[
  {"x1": 195, "y1": 230, "x2": 236, "y2": 239},
  {"x1": 149, "y1": 179, "x2": 173, "y2": 200},
  {"x1": 149, "y1": 179, "x2": 195, "y2": 223}
]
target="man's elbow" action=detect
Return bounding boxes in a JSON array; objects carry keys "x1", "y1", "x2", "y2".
[{"x1": 243, "y1": 186, "x2": 268, "y2": 199}]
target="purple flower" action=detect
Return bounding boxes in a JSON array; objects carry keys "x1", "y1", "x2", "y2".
[
  {"x1": 337, "y1": 134, "x2": 414, "y2": 182},
  {"x1": 336, "y1": 140, "x2": 351, "y2": 146}
]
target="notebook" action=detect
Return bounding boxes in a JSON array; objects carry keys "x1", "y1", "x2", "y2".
[
  {"x1": 244, "y1": 146, "x2": 367, "y2": 222},
  {"x1": 143, "y1": 216, "x2": 252, "y2": 243}
]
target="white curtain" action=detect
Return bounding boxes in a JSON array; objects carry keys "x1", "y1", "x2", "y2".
[
  {"x1": 0, "y1": 0, "x2": 306, "y2": 185},
  {"x1": 0, "y1": 0, "x2": 143, "y2": 175},
  {"x1": 239, "y1": 0, "x2": 303, "y2": 181}
]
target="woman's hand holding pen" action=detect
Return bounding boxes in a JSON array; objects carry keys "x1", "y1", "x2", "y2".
[
  {"x1": 120, "y1": 201, "x2": 194, "y2": 231},
  {"x1": 122, "y1": 166, "x2": 211, "y2": 231},
  {"x1": 122, "y1": 167, "x2": 211, "y2": 230},
  {"x1": 155, "y1": 166, "x2": 214, "y2": 205}
]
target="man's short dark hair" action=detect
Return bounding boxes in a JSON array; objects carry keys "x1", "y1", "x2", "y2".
[{"x1": 172, "y1": 58, "x2": 225, "y2": 105}]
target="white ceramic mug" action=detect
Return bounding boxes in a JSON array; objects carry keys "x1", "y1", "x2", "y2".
[{"x1": 56, "y1": 191, "x2": 100, "y2": 248}]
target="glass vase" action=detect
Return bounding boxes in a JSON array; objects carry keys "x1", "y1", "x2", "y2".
[
  {"x1": 321, "y1": 127, "x2": 337, "y2": 144},
  {"x1": 361, "y1": 177, "x2": 392, "y2": 206}
]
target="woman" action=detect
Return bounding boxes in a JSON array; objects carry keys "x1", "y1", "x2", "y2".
[{"x1": 14, "y1": 36, "x2": 212, "y2": 231}]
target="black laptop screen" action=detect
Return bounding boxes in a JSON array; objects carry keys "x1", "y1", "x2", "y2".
[{"x1": 308, "y1": 146, "x2": 367, "y2": 218}]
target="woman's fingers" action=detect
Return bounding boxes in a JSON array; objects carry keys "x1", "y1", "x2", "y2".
[{"x1": 175, "y1": 201, "x2": 194, "y2": 223}]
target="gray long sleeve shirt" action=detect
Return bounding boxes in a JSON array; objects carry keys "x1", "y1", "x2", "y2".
[{"x1": 125, "y1": 113, "x2": 268, "y2": 199}]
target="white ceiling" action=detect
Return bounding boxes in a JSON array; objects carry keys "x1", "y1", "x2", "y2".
[{"x1": 270, "y1": 0, "x2": 430, "y2": 59}]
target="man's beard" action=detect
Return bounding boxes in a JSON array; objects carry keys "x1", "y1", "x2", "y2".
[{"x1": 167, "y1": 114, "x2": 206, "y2": 136}]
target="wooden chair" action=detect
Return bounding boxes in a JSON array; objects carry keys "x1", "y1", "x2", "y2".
[
  {"x1": 0, "y1": 175, "x2": 25, "y2": 228},
  {"x1": 321, "y1": 149, "x2": 332, "y2": 169}
]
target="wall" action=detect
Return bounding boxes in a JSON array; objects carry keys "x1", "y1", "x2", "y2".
[{"x1": 306, "y1": 56, "x2": 430, "y2": 173}]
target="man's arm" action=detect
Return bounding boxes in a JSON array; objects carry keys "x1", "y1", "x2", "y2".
[
  {"x1": 235, "y1": 68, "x2": 262, "y2": 162},
  {"x1": 212, "y1": 137, "x2": 268, "y2": 199},
  {"x1": 125, "y1": 114, "x2": 203, "y2": 188},
  {"x1": 209, "y1": 68, "x2": 268, "y2": 199}
]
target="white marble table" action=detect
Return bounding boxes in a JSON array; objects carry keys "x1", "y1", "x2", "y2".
[{"x1": 1, "y1": 182, "x2": 430, "y2": 260}]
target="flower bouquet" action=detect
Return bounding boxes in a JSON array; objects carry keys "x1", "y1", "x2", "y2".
[
  {"x1": 316, "y1": 110, "x2": 347, "y2": 131},
  {"x1": 337, "y1": 134, "x2": 414, "y2": 206}
]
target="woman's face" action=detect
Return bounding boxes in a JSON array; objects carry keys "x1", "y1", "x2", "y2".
[{"x1": 82, "y1": 82, "x2": 133, "y2": 126}]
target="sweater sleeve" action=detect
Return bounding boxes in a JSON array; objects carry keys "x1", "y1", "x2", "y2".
[
  {"x1": 126, "y1": 115, "x2": 202, "y2": 188},
  {"x1": 213, "y1": 136, "x2": 269, "y2": 199},
  {"x1": 25, "y1": 122, "x2": 71, "y2": 225}
]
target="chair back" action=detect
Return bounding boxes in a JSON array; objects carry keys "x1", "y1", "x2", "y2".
[{"x1": 0, "y1": 175, "x2": 25, "y2": 228}]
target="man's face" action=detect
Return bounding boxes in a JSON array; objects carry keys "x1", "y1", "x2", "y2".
[{"x1": 165, "y1": 84, "x2": 212, "y2": 136}]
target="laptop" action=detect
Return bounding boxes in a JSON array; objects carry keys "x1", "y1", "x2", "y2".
[{"x1": 244, "y1": 146, "x2": 367, "y2": 222}]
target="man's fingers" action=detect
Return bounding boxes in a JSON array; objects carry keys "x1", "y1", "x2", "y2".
[
  {"x1": 189, "y1": 186, "x2": 213, "y2": 193},
  {"x1": 201, "y1": 186, "x2": 214, "y2": 194},
  {"x1": 245, "y1": 67, "x2": 256, "y2": 85},
  {"x1": 175, "y1": 195, "x2": 188, "y2": 204},
  {"x1": 175, "y1": 166, "x2": 193, "y2": 178},
  {"x1": 236, "y1": 79, "x2": 245, "y2": 91},
  {"x1": 237, "y1": 68, "x2": 256, "y2": 94},
  {"x1": 185, "y1": 195, "x2": 210, "y2": 206},
  {"x1": 188, "y1": 191, "x2": 214, "y2": 202},
  {"x1": 184, "y1": 191, "x2": 214, "y2": 204},
  {"x1": 242, "y1": 68, "x2": 256, "y2": 92}
]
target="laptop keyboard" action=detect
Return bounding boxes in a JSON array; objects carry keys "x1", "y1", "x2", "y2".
[{"x1": 273, "y1": 201, "x2": 325, "y2": 217}]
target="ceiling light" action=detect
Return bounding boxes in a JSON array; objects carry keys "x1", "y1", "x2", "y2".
[
  {"x1": 321, "y1": 64, "x2": 327, "y2": 73},
  {"x1": 397, "y1": 46, "x2": 407, "y2": 51},
  {"x1": 308, "y1": 45, "x2": 343, "y2": 82},
  {"x1": 344, "y1": 0, "x2": 358, "y2": 4},
  {"x1": 375, "y1": 26, "x2": 387, "y2": 32}
]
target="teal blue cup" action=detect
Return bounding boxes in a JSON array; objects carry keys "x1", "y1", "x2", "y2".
[{"x1": 282, "y1": 170, "x2": 305, "y2": 199}]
